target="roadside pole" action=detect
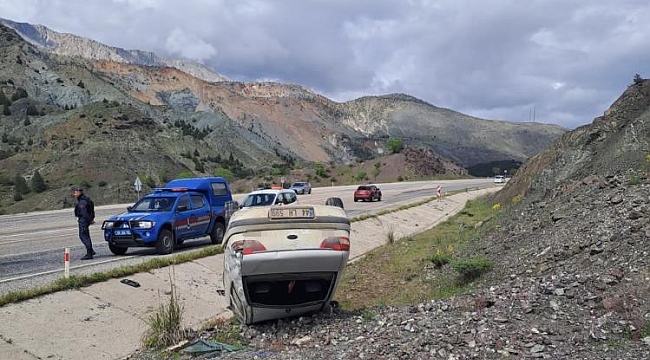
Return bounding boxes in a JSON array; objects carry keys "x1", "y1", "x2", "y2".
[{"x1": 64, "y1": 248, "x2": 70, "y2": 278}]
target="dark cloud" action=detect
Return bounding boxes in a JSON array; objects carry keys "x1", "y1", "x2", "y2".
[{"x1": 3, "y1": 0, "x2": 649, "y2": 129}]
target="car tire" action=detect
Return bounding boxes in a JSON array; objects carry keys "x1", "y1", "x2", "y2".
[
  {"x1": 354, "y1": 198, "x2": 358, "y2": 202},
  {"x1": 377, "y1": 194, "x2": 382, "y2": 201},
  {"x1": 325, "y1": 197, "x2": 344, "y2": 209},
  {"x1": 308, "y1": 189, "x2": 312, "y2": 194},
  {"x1": 108, "y1": 243, "x2": 128, "y2": 255},
  {"x1": 210, "y1": 221, "x2": 225, "y2": 244},
  {"x1": 156, "y1": 229, "x2": 174, "y2": 255}
]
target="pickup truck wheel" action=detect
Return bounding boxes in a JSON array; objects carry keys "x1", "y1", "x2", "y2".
[
  {"x1": 156, "y1": 229, "x2": 174, "y2": 255},
  {"x1": 108, "y1": 243, "x2": 128, "y2": 255},
  {"x1": 210, "y1": 222, "x2": 225, "y2": 244}
]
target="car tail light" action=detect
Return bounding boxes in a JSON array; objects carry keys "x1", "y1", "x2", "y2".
[
  {"x1": 320, "y1": 237, "x2": 350, "y2": 251},
  {"x1": 231, "y1": 240, "x2": 266, "y2": 255}
]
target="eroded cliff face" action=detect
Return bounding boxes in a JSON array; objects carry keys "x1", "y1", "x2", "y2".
[
  {"x1": 0, "y1": 18, "x2": 227, "y2": 83},
  {"x1": 493, "y1": 79, "x2": 650, "y2": 207}
]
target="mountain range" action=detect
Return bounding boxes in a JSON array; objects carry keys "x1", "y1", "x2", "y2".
[{"x1": 0, "y1": 19, "x2": 565, "y2": 213}]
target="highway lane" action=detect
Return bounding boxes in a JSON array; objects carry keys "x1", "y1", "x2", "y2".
[{"x1": 0, "y1": 179, "x2": 498, "y2": 295}]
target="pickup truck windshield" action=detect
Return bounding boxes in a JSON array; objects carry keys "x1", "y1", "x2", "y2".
[{"x1": 131, "y1": 197, "x2": 175, "y2": 212}]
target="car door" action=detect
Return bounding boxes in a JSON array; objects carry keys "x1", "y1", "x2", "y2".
[
  {"x1": 189, "y1": 194, "x2": 211, "y2": 237},
  {"x1": 174, "y1": 194, "x2": 192, "y2": 239}
]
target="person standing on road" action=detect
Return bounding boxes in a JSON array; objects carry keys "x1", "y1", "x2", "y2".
[{"x1": 73, "y1": 187, "x2": 95, "y2": 260}]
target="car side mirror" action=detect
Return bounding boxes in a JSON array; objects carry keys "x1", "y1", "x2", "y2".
[
  {"x1": 127, "y1": 206, "x2": 132, "y2": 212},
  {"x1": 177, "y1": 205, "x2": 188, "y2": 212}
]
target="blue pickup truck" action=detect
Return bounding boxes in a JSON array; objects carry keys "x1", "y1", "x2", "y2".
[{"x1": 101, "y1": 177, "x2": 235, "y2": 255}]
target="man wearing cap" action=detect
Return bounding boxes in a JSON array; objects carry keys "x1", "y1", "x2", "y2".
[{"x1": 72, "y1": 187, "x2": 96, "y2": 260}]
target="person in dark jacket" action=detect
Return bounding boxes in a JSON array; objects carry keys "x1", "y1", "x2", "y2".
[{"x1": 73, "y1": 187, "x2": 95, "y2": 260}]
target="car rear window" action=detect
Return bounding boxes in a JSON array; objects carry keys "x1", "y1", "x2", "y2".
[{"x1": 357, "y1": 186, "x2": 370, "y2": 190}]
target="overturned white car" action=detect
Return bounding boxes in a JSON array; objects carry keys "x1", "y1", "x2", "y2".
[{"x1": 222, "y1": 198, "x2": 350, "y2": 325}]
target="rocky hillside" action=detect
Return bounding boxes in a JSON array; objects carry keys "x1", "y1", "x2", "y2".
[
  {"x1": 0, "y1": 18, "x2": 565, "y2": 167},
  {"x1": 0, "y1": 18, "x2": 227, "y2": 83}
]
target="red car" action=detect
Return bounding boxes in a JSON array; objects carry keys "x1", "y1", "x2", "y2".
[{"x1": 353, "y1": 185, "x2": 382, "y2": 202}]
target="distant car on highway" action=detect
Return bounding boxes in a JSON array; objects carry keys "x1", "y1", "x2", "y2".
[
  {"x1": 222, "y1": 197, "x2": 349, "y2": 325},
  {"x1": 290, "y1": 181, "x2": 312, "y2": 195},
  {"x1": 353, "y1": 184, "x2": 382, "y2": 202},
  {"x1": 240, "y1": 189, "x2": 298, "y2": 208},
  {"x1": 494, "y1": 175, "x2": 506, "y2": 184}
]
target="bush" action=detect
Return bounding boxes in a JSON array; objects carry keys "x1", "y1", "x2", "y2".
[
  {"x1": 176, "y1": 171, "x2": 194, "y2": 179},
  {"x1": 31, "y1": 170, "x2": 46, "y2": 193},
  {"x1": 387, "y1": 138, "x2": 404, "y2": 154},
  {"x1": 98, "y1": 181, "x2": 107, "y2": 187},
  {"x1": 430, "y1": 250, "x2": 452, "y2": 268},
  {"x1": 14, "y1": 174, "x2": 30, "y2": 194},
  {"x1": 451, "y1": 257, "x2": 492, "y2": 283},
  {"x1": 491, "y1": 203, "x2": 501, "y2": 211},
  {"x1": 629, "y1": 173, "x2": 643, "y2": 185}
]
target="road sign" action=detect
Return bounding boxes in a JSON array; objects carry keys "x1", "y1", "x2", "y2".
[
  {"x1": 280, "y1": 176, "x2": 286, "y2": 184},
  {"x1": 134, "y1": 177, "x2": 143, "y2": 192}
]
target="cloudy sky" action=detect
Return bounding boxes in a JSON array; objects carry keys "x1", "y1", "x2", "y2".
[{"x1": 1, "y1": 0, "x2": 649, "y2": 129}]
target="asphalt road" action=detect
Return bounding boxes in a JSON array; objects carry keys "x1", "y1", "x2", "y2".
[{"x1": 0, "y1": 179, "x2": 498, "y2": 295}]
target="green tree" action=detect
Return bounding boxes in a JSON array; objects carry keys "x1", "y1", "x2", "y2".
[
  {"x1": 176, "y1": 170, "x2": 194, "y2": 179},
  {"x1": 492, "y1": 167, "x2": 501, "y2": 176},
  {"x1": 213, "y1": 167, "x2": 234, "y2": 181},
  {"x1": 633, "y1": 73, "x2": 644, "y2": 85},
  {"x1": 30, "y1": 170, "x2": 46, "y2": 193},
  {"x1": 373, "y1": 162, "x2": 381, "y2": 180},
  {"x1": 13, "y1": 188, "x2": 22, "y2": 202},
  {"x1": 26, "y1": 104, "x2": 38, "y2": 116},
  {"x1": 14, "y1": 174, "x2": 30, "y2": 194},
  {"x1": 387, "y1": 138, "x2": 404, "y2": 154},
  {"x1": 10, "y1": 88, "x2": 28, "y2": 102},
  {"x1": 0, "y1": 91, "x2": 10, "y2": 106}
]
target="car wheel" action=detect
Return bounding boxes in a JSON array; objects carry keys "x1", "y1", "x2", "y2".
[
  {"x1": 354, "y1": 198, "x2": 358, "y2": 202},
  {"x1": 210, "y1": 221, "x2": 225, "y2": 244},
  {"x1": 377, "y1": 195, "x2": 382, "y2": 201},
  {"x1": 308, "y1": 189, "x2": 312, "y2": 194},
  {"x1": 108, "y1": 243, "x2": 128, "y2": 255},
  {"x1": 156, "y1": 229, "x2": 174, "y2": 255},
  {"x1": 325, "y1": 197, "x2": 344, "y2": 209}
]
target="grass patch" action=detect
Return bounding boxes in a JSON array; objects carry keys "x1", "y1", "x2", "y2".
[
  {"x1": 142, "y1": 271, "x2": 189, "y2": 348},
  {"x1": 450, "y1": 256, "x2": 493, "y2": 283},
  {"x1": 203, "y1": 317, "x2": 246, "y2": 349},
  {"x1": 337, "y1": 197, "x2": 495, "y2": 310},
  {"x1": 0, "y1": 245, "x2": 223, "y2": 307}
]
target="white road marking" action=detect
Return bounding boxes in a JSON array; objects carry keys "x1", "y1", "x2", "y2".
[{"x1": 0, "y1": 256, "x2": 139, "y2": 284}]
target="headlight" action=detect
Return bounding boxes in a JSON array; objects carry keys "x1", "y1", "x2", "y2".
[
  {"x1": 137, "y1": 221, "x2": 155, "y2": 229},
  {"x1": 102, "y1": 221, "x2": 115, "y2": 229}
]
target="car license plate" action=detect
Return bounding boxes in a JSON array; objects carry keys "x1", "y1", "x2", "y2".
[
  {"x1": 114, "y1": 229, "x2": 132, "y2": 236},
  {"x1": 269, "y1": 207, "x2": 315, "y2": 219}
]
